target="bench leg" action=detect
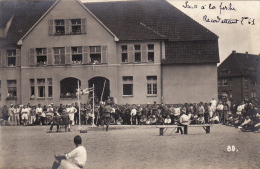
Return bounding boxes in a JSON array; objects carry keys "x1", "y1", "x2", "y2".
[
  {"x1": 184, "y1": 126, "x2": 188, "y2": 134},
  {"x1": 159, "y1": 128, "x2": 164, "y2": 136},
  {"x1": 206, "y1": 126, "x2": 210, "y2": 133}
]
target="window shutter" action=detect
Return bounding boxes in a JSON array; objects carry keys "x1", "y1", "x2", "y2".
[
  {"x1": 1, "y1": 49, "x2": 6, "y2": 67},
  {"x1": 29, "y1": 48, "x2": 35, "y2": 66},
  {"x1": 48, "y1": 20, "x2": 54, "y2": 35},
  {"x1": 81, "y1": 18, "x2": 86, "y2": 34},
  {"x1": 141, "y1": 44, "x2": 148, "y2": 62},
  {"x1": 65, "y1": 47, "x2": 71, "y2": 65},
  {"x1": 101, "y1": 46, "x2": 107, "y2": 64},
  {"x1": 47, "y1": 48, "x2": 52, "y2": 65},
  {"x1": 16, "y1": 49, "x2": 21, "y2": 66},
  {"x1": 128, "y1": 45, "x2": 134, "y2": 63},
  {"x1": 65, "y1": 19, "x2": 70, "y2": 34},
  {"x1": 82, "y1": 46, "x2": 89, "y2": 64}
]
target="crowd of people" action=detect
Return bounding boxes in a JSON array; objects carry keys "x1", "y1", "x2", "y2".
[{"x1": 0, "y1": 97, "x2": 259, "y2": 133}]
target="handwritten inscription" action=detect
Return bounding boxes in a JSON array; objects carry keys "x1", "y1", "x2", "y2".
[{"x1": 183, "y1": 1, "x2": 255, "y2": 25}]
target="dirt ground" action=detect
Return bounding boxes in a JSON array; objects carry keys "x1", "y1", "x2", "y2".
[{"x1": 0, "y1": 124, "x2": 259, "y2": 169}]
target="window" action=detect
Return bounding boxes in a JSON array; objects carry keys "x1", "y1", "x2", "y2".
[
  {"x1": 147, "y1": 76, "x2": 157, "y2": 95},
  {"x1": 60, "y1": 78, "x2": 80, "y2": 98},
  {"x1": 54, "y1": 47, "x2": 65, "y2": 65},
  {"x1": 148, "y1": 44, "x2": 154, "y2": 62},
  {"x1": 89, "y1": 46, "x2": 101, "y2": 64},
  {"x1": 222, "y1": 78, "x2": 228, "y2": 86},
  {"x1": 0, "y1": 80, "x2": 1, "y2": 100},
  {"x1": 55, "y1": 20, "x2": 65, "y2": 34},
  {"x1": 71, "y1": 47, "x2": 82, "y2": 64},
  {"x1": 48, "y1": 78, "x2": 52, "y2": 98},
  {"x1": 6, "y1": 49, "x2": 16, "y2": 67},
  {"x1": 37, "y1": 79, "x2": 45, "y2": 98},
  {"x1": 228, "y1": 90, "x2": 232, "y2": 98},
  {"x1": 123, "y1": 76, "x2": 133, "y2": 96},
  {"x1": 134, "y1": 45, "x2": 141, "y2": 62},
  {"x1": 71, "y1": 19, "x2": 81, "y2": 33},
  {"x1": 36, "y1": 48, "x2": 47, "y2": 65},
  {"x1": 251, "y1": 90, "x2": 257, "y2": 98},
  {"x1": 229, "y1": 78, "x2": 232, "y2": 86},
  {"x1": 30, "y1": 79, "x2": 35, "y2": 99},
  {"x1": 7, "y1": 80, "x2": 17, "y2": 99},
  {"x1": 121, "y1": 45, "x2": 128, "y2": 63},
  {"x1": 221, "y1": 70, "x2": 229, "y2": 75}
]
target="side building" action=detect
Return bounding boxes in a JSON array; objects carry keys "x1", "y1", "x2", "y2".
[
  {"x1": 218, "y1": 51, "x2": 260, "y2": 102},
  {"x1": 0, "y1": 0, "x2": 219, "y2": 107}
]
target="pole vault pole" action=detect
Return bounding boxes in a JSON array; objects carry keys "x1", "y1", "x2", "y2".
[
  {"x1": 92, "y1": 84, "x2": 95, "y2": 127},
  {"x1": 78, "y1": 80, "x2": 81, "y2": 130},
  {"x1": 100, "y1": 80, "x2": 106, "y2": 102}
]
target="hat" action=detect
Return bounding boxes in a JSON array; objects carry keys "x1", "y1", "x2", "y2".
[{"x1": 48, "y1": 105, "x2": 51, "y2": 107}]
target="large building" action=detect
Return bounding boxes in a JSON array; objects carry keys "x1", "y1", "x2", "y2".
[
  {"x1": 0, "y1": 0, "x2": 219, "y2": 107},
  {"x1": 218, "y1": 51, "x2": 260, "y2": 102}
]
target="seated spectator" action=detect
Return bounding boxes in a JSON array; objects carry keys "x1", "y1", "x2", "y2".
[
  {"x1": 146, "y1": 115, "x2": 151, "y2": 125},
  {"x1": 164, "y1": 115, "x2": 171, "y2": 125},
  {"x1": 157, "y1": 115, "x2": 164, "y2": 125},
  {"x1": 197, "y1": 116, "x2": 205, "y2": 124},
  {"x1": 116, "y1": 116, "x2": 123, "y2": 125},
  {"x1": 140, "y1": 115, "x2": 147, "y2": 125},
  {"x1": 150, "y1": 115, "x2": 157, "y2": 125},
  {"x1": 239, "y1": 116, "x2": 252, "y2": 130},
  {"x1": 210, "y1": 114, "x2": 219, "y2": 124}
]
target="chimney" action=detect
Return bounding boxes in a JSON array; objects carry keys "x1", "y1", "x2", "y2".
[
  {"x1": 246, "y1": 52, "x2": 248, "y2": 59},
  {"x1": 232, "y1": 50, "x2": 236, "y2": 54}
]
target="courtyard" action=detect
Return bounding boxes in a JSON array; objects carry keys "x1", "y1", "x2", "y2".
[{"x1": 0, "y1": 124, "x2": 259, "y2": 169}]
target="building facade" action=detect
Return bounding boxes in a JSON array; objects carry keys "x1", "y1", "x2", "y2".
[
  {"x1": 0, "y1": 0, "x2": 219, "y2": 107},
  {"x1": 218, "y1": 51, "x2": 260, "y2": 102}
]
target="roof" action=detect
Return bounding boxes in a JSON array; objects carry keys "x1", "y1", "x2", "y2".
[
  {"x1": 218, "y1": 52, "x2": 260, "y2": 77},
  {"x1": 84, "y1": 0, "x2": 218, "y2": 41},
  {"x1": 163, "y1": 40, "x2": 219, "y2": 64},
  {"x1": 0, "y1": 0, "x2": 56, "y2": 46}
]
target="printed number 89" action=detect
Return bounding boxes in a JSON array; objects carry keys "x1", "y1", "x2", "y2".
[{"x1": 227, "y1": 145, "x2": 236, "y2": 152}]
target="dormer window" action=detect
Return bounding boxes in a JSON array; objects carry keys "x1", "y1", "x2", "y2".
[
  {"x1": 71, "y1": 19, "x2": 81, "y2": 33},
  {"x1": 55, "y1": 20, "x2": 65, "y2": 34},
  {"x1": 6, "y1": 49, "x2": 16, "y2": 67}
]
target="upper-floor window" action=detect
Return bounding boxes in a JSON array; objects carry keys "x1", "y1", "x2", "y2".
[
  {"x1": 148, "y1": 44, "x2": 154, "y2": 62},
  {"x1": 71, "y1": 19, "x2": 81, "y2": 33},
  {"x1": 54, "y1": 47, "x2": 65, "y2": 65},
  {"x1": 121, "y1": 45, "x2": 128, "y2": 63},
  {"x1": 89, "y1": 46, "x2": 101, "y2": 64},
  {"x1": 71, "y1": 47, "x2": 82, "y2": 64},
  {"x1": 222, "y1": 78, "x2": 228, "y2": 86},
  {"x1": 55, "y1": 20, "x2": 65, "y2": 35},
  {"x1": 36, "y1": 48, "x2": 47, "y2": 66},
  {"x1": 251, "y1": 90, "x2": 257, "y2": 98},
  {"x1": 6, "y1": 49, "x2": 16, "y2": 67},
  {"x1": 134, "y1": 45, "x2": 141, "y2": 63}
]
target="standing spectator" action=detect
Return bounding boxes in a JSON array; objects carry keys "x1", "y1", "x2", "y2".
[
  {"x1": 223, "y1": 103, "x2": 229, "y2": 124},
  {"x1": 21, "y1": 105, "x2": 29, "y2": 126},
  {"x1": 136, "y1": 105, "x2": 142, "y2": 125},
  {"x1": 198, "y1": 102, "x2": 205, "y2": 118},
  {"x1": 216, "y1": 101, "x2": 224, "y2": 123},
  {"x1": 2, "y1": 105, "x2": 8, "y2": 121},
  {"x1": 8, "y1": 104, "x2": 15, "y2": 125},
  {"x1": 208, "y1": 103, "x2": 213, "y2": 121},
  {"x1": 36, "y1": 104, "x2": 43, "y2": 125},
  {"x1": 74, "y1": 103, "x2": 79, "y2": 125},
  {"x1": 176, "y1": 112, "x2": 189, "y2": 134},
  {"x1": 14, "y1": 105, "x2": 20, "y2": 125},
  {"x1": 210, "y1": 98, "x2": 217, "y2": 114},
  {"x1": 130, "y1": 105, "x2": 137, "y2": 125},
  {"x1": 30, "y1": 106, "x2": 36, "y2": 125},
  {"x1": 204, "y1": 103, "x2": 209, "y2": 123},
  {"x1": 104, "y1": 102, "x2": 112, "y2": 131}
]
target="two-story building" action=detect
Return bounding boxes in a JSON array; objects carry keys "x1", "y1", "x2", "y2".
[
  {"x1": 0, "y1": 0, "x2": 219, "y2": 107},
  {"x1": 218, "y1": 51, "x2": 260, "y2": 102}
]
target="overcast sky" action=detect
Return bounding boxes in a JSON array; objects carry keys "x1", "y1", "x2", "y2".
[{"x1": 83, "y1": 0, "x2": 259, "y2": 64}]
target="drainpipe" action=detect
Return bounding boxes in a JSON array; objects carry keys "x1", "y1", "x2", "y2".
[{"x1": 160, "y1": 41, "x2": 163, "y2": 104}]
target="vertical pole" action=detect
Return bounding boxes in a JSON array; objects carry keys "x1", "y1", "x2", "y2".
[
  {"x1": 92, "y1": 84, "x2": 95, "y2": 127},
  {"x1": 78, "y1": 80, "x2": 81, "y2": 130},
  {"x1": 100, "y1": 80, "x2": 106, "y2": 102}
]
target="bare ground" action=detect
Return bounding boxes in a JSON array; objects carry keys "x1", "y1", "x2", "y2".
[{"x1": 0, "y1": 124, "x2": 259, "y2": 169}]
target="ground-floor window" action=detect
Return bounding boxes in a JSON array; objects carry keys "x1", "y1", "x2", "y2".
[
  {"x1": 48, "y1": 78, "x2": 53, "y2": 98},
  {"x1": 251, "y1": 90, "x2": 257, "y2": 98},
  {"x1": 37, "y1": 79, "x2": 45, "y2": 98},
  {"x1": 7, "y1": 80, "x2": 17, "y2": 99},
  {"x1": 147, "y1": 76, "x2": 157, "y2": 95},
  {"x1": 30, "y1": 79, "x2": 35, "y2": 99},
  {"x1": 123, "y1": 76, "x2": 133, "y2": 96},
  {"x1": 60, "y1": 78, "x2": 80, "y2": 98}
]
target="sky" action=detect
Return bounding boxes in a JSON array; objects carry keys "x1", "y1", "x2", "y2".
[{"x1": 82, "y1": 0, "x2": 260, "y2": 64}]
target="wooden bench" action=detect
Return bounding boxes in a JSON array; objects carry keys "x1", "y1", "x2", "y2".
[{"x1": 156, "y1": 124, "x2": 212, "y2": 135}]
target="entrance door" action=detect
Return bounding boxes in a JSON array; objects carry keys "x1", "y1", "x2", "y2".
[{"x1": 88, "y1": 77, "x2": 110, "y2": 102}]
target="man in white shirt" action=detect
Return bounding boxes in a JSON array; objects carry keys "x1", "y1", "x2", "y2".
[
  {"x1": 52, "y1": 135, "x2": 87, "y2": 169},
  {"x1": 176, "y1": 112, "x2": 189, "y2": 134},
  {"x1": 210, "y1": 98, "x2": 217, "y2": 113},
  {"x1": 67, "y1": 104, "x2": 77, "y2": 130},
  {"x1": 130, "y1": 106, "x2": 137, "y2": 125}
]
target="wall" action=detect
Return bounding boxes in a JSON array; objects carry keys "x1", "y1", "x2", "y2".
[{"x1": 162, "y1": 64, "x2": 218, "y2": 104}]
